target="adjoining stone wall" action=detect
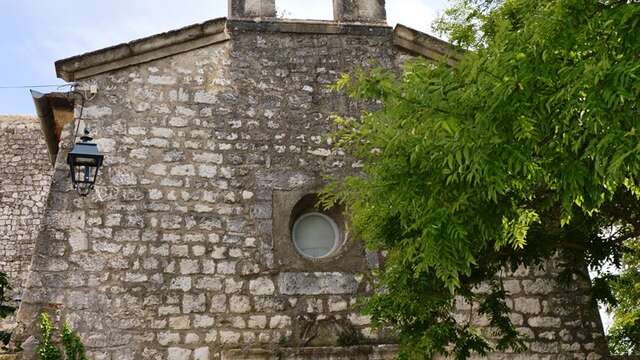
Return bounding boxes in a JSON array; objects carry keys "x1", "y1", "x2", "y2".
[
  {"x1": 451, "y1": 258, "x2": 607, "y2": 359},
  {"x1": 0, "y1": 116, "x2": 52, "y2": 297},
  {"x1": 13, "y1": 20, "x2": 607, "y2": 360}
]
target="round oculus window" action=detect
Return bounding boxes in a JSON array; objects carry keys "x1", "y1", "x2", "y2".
[{"x1": 292, "y1": 213, "x2": 339, "y2": 259}]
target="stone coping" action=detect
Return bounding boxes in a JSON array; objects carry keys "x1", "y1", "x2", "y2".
[
  {"x1": 0, "y1": 116, "x2": 39, "y2": 131},
  {"x1": 393, "y1": 24, "x2": 464, "y2": 65},
  {"x1": 0, "y1": 115, "x2": 38, "y2": 123},
  {"x1": 54, "y1": 17, "x2": 457, "y2": 82}
]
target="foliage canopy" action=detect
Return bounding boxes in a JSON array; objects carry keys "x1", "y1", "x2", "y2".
[{"x1": 326, "y1": 0, "x2": 640, "y2": 357}]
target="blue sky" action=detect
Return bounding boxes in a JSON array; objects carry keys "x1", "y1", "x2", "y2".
[{"x1": 0, "y1": 0, "x2": 448, "y2": 115}]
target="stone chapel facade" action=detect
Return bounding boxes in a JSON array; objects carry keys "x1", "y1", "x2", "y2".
[{"x1": 0, "y1": 0, "x2": 608, "y2": 359}]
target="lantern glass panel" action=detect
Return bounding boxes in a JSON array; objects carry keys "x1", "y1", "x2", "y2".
[{"x1": 70, "y1": 163, "x2": 98, "y2": 184}]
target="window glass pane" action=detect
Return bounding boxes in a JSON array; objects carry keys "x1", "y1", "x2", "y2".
[{"x1": 293, "y1": 213, "x2": 337, "y2": 258}]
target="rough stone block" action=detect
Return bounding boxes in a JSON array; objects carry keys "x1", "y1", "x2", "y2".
[
  {"x1": 249, "y1": 277, "x2": 275, "y2": 295},
  {"x1": 183, "y1": 293, "x2": 206, "y2": 313},
  {"x1": 169, "y1": 316, "x2": 191, "y2": 330},
  {"x1": 194, "y1": 315, "x2": 215, "y2": 328},
  {"x1": 268, "y1": 315, "x2": 291, "y2": 329},
  {"x1": 514, "y1": 297, "x2": 541, "y2": 315},
  {"x1": 247, "y1": 315, "x2": 267, "y2": 329},
  {"x1": 528, "y1": 316, "x2": 562, "y2": 328},
  {"x1": 333, "y1": 0, "x2": 386, "y2": 23},
  {"x1": 193, "y1": 347, "x2": 211, "y2": 360},
  {"x1": 278, "y1": 272, "x2": 359, "y2": 295},
  {"x1": 167, "y1": 347, "x2": 192, "y2": 360},
  {"x1": 229, "y1": 295, "x2": 251, "y2": 313},
  {"x1": 229, "y1": 0, "x2": 276, "y2": 19},
  {"x1": 68, "y1": 230, "x2": 88, "y2": 252},
  {"x1": 219, "y1": 330, "x2": 241, "y2": 345},
  {"x1": 210, "y1": 294, "x2": 227, "y2": 313},
  {"x1": 328, "y1": 296, "x2": 348, "y2": 312}
]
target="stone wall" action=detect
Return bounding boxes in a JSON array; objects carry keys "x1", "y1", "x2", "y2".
[
  {"x1": 0, "y1": 116, "x2": 52, "y2": 297},
  {"x1": 452, "y1": 258, "x2": 607, "y2": 359},
  {"x1": 13, "y1": 20, "x2": 607, "y2": 360}
]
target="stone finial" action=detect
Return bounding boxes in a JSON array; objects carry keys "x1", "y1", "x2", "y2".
[
  {"x1": 229, "y1": 0, "x2": 276, "y2": 19},
  {"x1": 333, "y1": 0, "x2": 387, "y2": 23}
]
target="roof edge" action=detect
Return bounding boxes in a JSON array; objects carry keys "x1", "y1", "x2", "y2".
[
  {"x1": 55, "y1": 17, "x2": 228, "y2": 82},
  {"x1": 31, "y1": 91, "x2": 75, "y2": 166},
  {"x1": 393, "y1": 24, "x2": 463, "y2": 65}
]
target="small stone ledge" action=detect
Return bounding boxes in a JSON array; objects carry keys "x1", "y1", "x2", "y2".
[
  {"x1": 55, "y1": 17, "x2": 228, "y2": 81},
  {"x1": 393, "y1": 24, "x2": 463, "y2": 66},
  {"x1": 222, "y1": 345, "x2": 399, "y2": 360},
  {"x1": 226, "y1": 19, "x2": 391, "y2": 36},
  {"x1": 278, "y1": 272, "x2": 359, "y2": 295},
  {"x1": 0, "y1": 354, "x2": 18, "y2": 360}
]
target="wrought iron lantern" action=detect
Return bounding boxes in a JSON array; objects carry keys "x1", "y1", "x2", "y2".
[{"x1": 67, "y1": 129, "x2": 104, "y2": 197}]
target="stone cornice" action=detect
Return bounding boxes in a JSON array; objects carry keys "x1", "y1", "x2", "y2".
[{"x1": 226, "y1": 18, "x2": 391, "y2": 35}]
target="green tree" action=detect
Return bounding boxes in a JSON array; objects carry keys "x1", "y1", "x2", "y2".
[
  {"x1": 325, "y1": 0, "x2": 640, "y2": 358},
  {"x1": 608, "y1": 239, "x2": 640, "y2": 355}
]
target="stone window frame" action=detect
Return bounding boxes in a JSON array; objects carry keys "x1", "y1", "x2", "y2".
[{"x1": 272, "y1": 187, "x2": 370, "y2": 272}]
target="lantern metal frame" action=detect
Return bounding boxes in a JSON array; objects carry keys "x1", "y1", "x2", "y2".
[{"x1": 67, "y1": 129, "x2": 104, "y2": 197}]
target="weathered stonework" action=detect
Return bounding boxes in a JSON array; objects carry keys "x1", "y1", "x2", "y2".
[
  {"x1": 0, "y1": 116, "x2": 52, "y2": 295},
  {"x1": 333, "y1": 0, "x2": 387, "y2": 23},
  {"x1": 449, "y1": 258, "x2": 607, "y2": 359},
  {"x1": 229, "y1": 0, "x2": 276, "y2": 19},
  {"x1": 6, "y1": 1, "x2": 607, "y2": 359}
]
